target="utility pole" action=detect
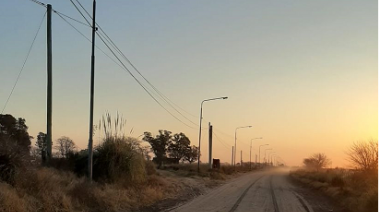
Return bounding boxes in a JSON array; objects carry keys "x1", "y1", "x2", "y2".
[
  {"x1": 231, "y1": 146, "x2": 234, "y2": 165},
  {"x1": 208, "y1": 122, "x2": 213, "y2": 169},
  {"x1": 46, "y1": 4, "x2": 52, "y2": 165},
  {"x1": 250, "y1": 144, "x2": 252, "y2": 170},
  {"x1": 240, "y1": 150, "x2": 242, "y2": 166},
  {"x1": 88, "y1": 0, "x2": 97, "y2": 181}
]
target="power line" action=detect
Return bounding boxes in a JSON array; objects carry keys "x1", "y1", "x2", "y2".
[
  {"x1": 212, "y1": 131, "x2": 232, "y2": 150},
  {"x1": 68, "y1": 0, "x2": 199, "y2": 129},
  {"x1": 55, "y1": 7, "x2": 194, "y2": 131},
  {"x1": 1, "y1": 11, "x2": 46, "y2": 114},
  {"x1": 29, "y1": 0, "x2": 46, "y2": 7},
  {"x1": 27, "y1": 0, "x2": 90, "y2": 27},
  {"x1": 96, "y1": 31, "x2": 197, "y2": 130},
  {"x1": 70, "y1": 0, "x2": 199, "y2": 126}
]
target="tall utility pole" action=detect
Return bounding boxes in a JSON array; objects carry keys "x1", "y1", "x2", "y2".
[
  {"x1": 240, "y1": 150, "x2": 242, "y2": 166},
  {"x1": 231, "y1": 146, "x2": 234, "y2": 165},
  {"x1": 208, "y1": 122, "x2": 213, "y2": 169},
  {"x1": 250, "y1": 145, "x2": 252, "y2": 170},
  {"x1": 88, "y1": 0, "x2": 97, "y2": 181},
  {"x1": 46, "y1": 4, "x2": 53, "y2": 165}
]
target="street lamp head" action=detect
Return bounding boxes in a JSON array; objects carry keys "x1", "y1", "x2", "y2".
[{"x1": 222, "y1": 97, "x2": 228, "y2": 99}]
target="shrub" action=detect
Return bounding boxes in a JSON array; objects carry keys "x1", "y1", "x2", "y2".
[
  {"x1": 0, "y1": 138, "x2": 29, "y2": 185},
  {"x1": 93, "y1": 136, "x2": 146, "y2": 184},
  {"x1": 331, "y1": 175, "x2": 345, "y2": 187},
  {"x1": 145, "y1": 160, "x2": 157, "y2": 176}
]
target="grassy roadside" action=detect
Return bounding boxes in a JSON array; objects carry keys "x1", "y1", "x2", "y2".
[
  {"x1": 289, "y1": 168, "x2": 378, "y2": 212},
  {"x1": 0, "y1": 162, "x2": 260, "y2": 212}
]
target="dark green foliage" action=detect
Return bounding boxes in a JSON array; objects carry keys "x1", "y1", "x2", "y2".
[
  {"x1": 0, "y1": 114, "x2": 32, "y2": 152},
  {"x1": 168, "y1": 133, "x2": 190, "y2": 160},
  {"x1": 0, "y1": 115, "x2": 32, "y2": 185},
  {"x1": 35, "y1": 132, "x2": 48, "y2": 160},
  {"x1": 143, "y1": 130, "x2": 172, "y2": 168},
  {"x1": 183, "y1": 145, "x2": 199, "y2": 164},
  {"x1": 93, "y1": 136, "x2": 146, "y2": 183}
]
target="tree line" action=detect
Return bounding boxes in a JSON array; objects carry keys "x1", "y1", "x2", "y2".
[{"x1": 142, "y1": 130, "x2": 199, "y2": 168}]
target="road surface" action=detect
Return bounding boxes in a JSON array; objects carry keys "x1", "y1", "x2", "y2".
[{"x1": 170, "y1": 168, "x2": 314, "y2": 212}]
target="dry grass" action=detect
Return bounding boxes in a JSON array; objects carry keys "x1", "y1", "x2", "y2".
[
  {"x1": 0, "y1": 167, "x2": 185, "y2": 212},
  {"x1": 290, "y1": 168, "x2": 378, "y2": 212}
]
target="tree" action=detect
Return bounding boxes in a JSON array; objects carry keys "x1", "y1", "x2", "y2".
[
  {"x1": 183, "y1": 145, "x2": 199, "y2": 164},
  {"x1": 55, "y1": 136, "x2": 76, "y2": 158},
  {"x1": 0, "y1": 114, "x2": 32, "y2": 152},
  {"x1": 168, "y1": 133, "x2": 191, "y2": 161},
  {"x1": 346, "y1": 140, "x2": 378, "y2": 172},
  {"x1": 303, "y1": 153, "x2": 330, "y2": 171},
  {"x1": 35, "y1": 132, "x2": 49, "y2": 160},
  {"x1": 143, "y1": 130, "x2": 172, "y2": 168}
]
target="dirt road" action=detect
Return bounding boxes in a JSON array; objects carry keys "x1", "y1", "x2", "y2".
[{"x1": 169, "y1": 168, "x2": 315, "y2": 212}]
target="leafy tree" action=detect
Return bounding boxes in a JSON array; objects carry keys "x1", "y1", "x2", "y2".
[
  {"x1": 303, "y1": 153, "x2": 330, "y2": 171},
  {"x1": 0, "y1": 114, "x2": 32, "y2": 152},
  {"x1": 183, "y1": 145, "x2": 199, "y2": 164},
  {"x1": 168, "y1": 133, "x2": 190, "y2": 161},
  {"x1": 346, "y1": 140, "x2": 378, "y2": 172},
  {"x1": 143, "y1": 130, "x2": 172, "y2": 168},
  {"x1": 55, "y1": 136, "x2": 76, "y2": 158}
]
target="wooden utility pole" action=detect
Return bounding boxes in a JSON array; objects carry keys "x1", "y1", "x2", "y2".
[
  {"x1": 231, "y1": 146, "x2": 234, "y2": 165},
  {"x1": 208, "y1": 122, "x2": 213, "y2": 169},
  {"x1": 46, "y1": 4, "x2": 52, "y2": 165},
  {"x1": 240, "y1": 150, "x2": 242, "y2": 166},
  {"x1": 88, "y1": 0, "x2": 97, "y2": 181}
]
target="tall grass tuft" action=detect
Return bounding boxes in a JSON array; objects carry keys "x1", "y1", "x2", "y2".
[{"x1": 93, "y1": 112, "x2": 146, "y2": 184}]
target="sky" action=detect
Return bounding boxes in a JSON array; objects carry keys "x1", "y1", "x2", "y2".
[{"x1": 0, "y1": 0, "x2": 377, "y2": 167}]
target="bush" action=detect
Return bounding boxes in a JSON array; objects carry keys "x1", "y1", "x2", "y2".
[
  {"x1": 0, "y1": 138, "x2": 29, "y2": 185},
  {"x1": 145, "y1": 160, "x2": 157, "y2": 176},
  {"x1": 331, "y1": 175, "x2": 345, "y2": 187},
  {"x1": 93, "y1": 136, "x2": 146, "y2": 184}
]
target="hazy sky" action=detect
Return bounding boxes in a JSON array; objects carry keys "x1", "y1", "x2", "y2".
[{"x1": 1, "y1": 0, "x2": 377, "y2": 167}]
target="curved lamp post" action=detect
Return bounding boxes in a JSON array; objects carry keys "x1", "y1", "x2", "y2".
[
  {"x1": 234, "y1": 126, "x2": 252, "y2": 166},
  {"x1": 259, "y1": 144, "x2": 269, "y2": 166},
  {"x1": 264, "y1": 148, "x2": 272, "y2": 165},
  {"x1": 197, "y1": 96, "x2": 228, "y2": 173},
  {"x1": 250, "y1": 137, "x2": 262, "y2": 170}
]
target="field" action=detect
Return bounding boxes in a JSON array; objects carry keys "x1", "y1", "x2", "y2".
[{"x1": 290, "y1": 168, "x2": 378, "y2": 212}]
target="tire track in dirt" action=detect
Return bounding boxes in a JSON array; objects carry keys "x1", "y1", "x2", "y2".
[
  {"x1": 228, "y1": 175, "x2": 264, "y2": 212},
  {"x1": 270, "y1": 175, "x2": 280, "y2": 212}
]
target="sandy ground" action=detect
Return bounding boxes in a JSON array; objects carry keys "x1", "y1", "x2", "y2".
[{"x1": 168, "y1": 168, "x2": 332, "y2": 212}]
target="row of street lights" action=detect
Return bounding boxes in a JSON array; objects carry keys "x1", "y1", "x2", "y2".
[{"x1": 196, "y1": 96, "x2": 278, "y2": 172}]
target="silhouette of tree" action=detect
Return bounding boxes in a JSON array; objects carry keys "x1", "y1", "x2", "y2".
[
  {"x1": 346, "y1": 140, "x2": 378, "y2": 172},
  {"x1": 143, "y1": 130, "x2": 172, "y2": 168},
  {"x1": 183, "y1": 145, "x2": 199, "y2": 164},
  {"x1": 168, "y1": 133, "x2": 191, "y2": 161},
  {"x1": 35, "y1": 132, "x2": 49, "y2": 160},
  {"x1": 303, "y1": 153, "x2": 330, "y2": 171},
  {"x1": 0, "y1": 114, "x2": 32, "y2": 152},
  {"x1": 55, "y1": 136, "x2": 76, "y2": 158}
]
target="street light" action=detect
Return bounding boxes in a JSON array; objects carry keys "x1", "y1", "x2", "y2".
[
  {"x1": 197, "y1": 96, "x2": 228, "y2": 173},
  {"x1": 234, "y1": 125, "x2": 252, "y2": 166},
  {"x1": 250, "y1": 137, "x2": 262, "y2": 170},
  {"x1": 259, "y1": 144, "x2": 268, "y2": 167},
  {"x1": 269, "y1": 152, "x2": 276, "y2": 166},
  {"x1": 264, "y1": 148, "x2": 272, "y2": 165}
]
